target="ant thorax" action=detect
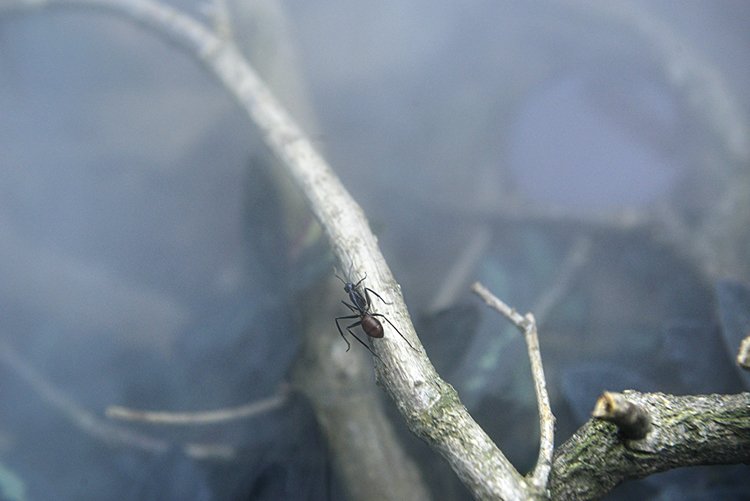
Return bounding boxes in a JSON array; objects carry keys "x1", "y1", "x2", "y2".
[{"x1": 334, "y1": 272, "x2": 419, "y2": 357}]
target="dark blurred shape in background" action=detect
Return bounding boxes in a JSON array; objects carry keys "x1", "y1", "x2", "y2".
[{"x1": 1, "y1": 1, "x2": 749, "y2": 499}]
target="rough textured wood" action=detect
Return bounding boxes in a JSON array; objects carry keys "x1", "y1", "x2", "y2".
[
  {"x1": 292, "y1": 279, "x2": 430, "y2": 501},
  {"x1": 549, "y1": 391, "x2": 750, "y2": 500},
  {"x1": 0, "y1": 0, "x2": 529, "y2": 498},
  {"x1": 6, "y1": 2, "x2": 750, "y2": 499}
]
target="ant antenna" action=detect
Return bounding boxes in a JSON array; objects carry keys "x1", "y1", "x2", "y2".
[
  {"x1": 334, "y1": 263, "x2": 362, "y2": 284},
  {"x1": 334, "y1": 269, "x2": 346, "y2": 285}
]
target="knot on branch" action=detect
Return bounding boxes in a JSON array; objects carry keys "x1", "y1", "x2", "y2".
[
  {"x1": 738, "y1": 336, "x2": 750, "y2": 370},
  {"x1": 592, "y1": 391, "x2": 652, "y2": 440}
]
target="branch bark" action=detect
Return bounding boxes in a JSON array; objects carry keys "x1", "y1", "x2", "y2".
[
  {"x1": 6, "y1": 1, "x2": 749, "y2": 499},
  {"x1": 549, "y1": 391, "x2": 750, "y2": 500},
  {"x1": 0, "y1": 0, "x2": 530, "y2": 498},
  {"x1": 471, "y1": 283, "x2": 555, "y2": 493},
  {"x1": 291, "y1": 277, "x2": 431, "y2": 501}
]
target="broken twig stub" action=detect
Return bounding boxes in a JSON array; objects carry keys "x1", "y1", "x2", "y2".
[{"x1": 592, "y1": 391, "x2": 651, "y2": 440}]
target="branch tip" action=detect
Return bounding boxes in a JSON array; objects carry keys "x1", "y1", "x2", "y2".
[
  {"x1": 737, "y1": 336, "x2": 750, "y2": 370},
  {"x1": 592, "y1": 391, "x2": 652, "y2": 440},
  {"x1": 471, "y1": 283, "x2": 554, "y2": 490}
]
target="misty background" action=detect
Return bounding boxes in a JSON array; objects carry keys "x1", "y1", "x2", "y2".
[{"x1": 1, "y1": 0, "x2": 749, "y2": 499}]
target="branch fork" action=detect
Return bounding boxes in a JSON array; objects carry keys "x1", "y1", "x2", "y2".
[{"x1": 472, "y1": 282, "x2": 556, "y2": 494}]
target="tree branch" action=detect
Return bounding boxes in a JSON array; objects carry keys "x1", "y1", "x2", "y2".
[
  {"x1": 471, "y1": 283, "x2": 555, "y2": 493},
  {"x1": 0, "y1": 341, "x2": 235, "y2": 460},
  {"x1": 0, "y1": 0, "x2": 531, "y2": 497},
  {"x1": 549, "y1": 391, "x2": 750, "y2": 500},
  {"x1": 292, "y1": 278, "x2": 430, "y2": 501},
  {"x1": 106, "y1": 389, "x2": 288, "y2": 425}
]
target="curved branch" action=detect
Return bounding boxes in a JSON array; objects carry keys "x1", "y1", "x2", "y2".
[
  {"x1": 0, "y1": 341, "x2": 235, "y2": 460},
  {"x1": 106, "y1": 390, "x2": 288, "y2": 425},
  {"x1": 472, "y1": 283, "x2": 555, "y2": 492},
  {"x1": 0, "y1": 0, "x2": 529, "y2": 497},
  {"x1": 549, "y1": 391, "x2": 750, "y2": 500}
]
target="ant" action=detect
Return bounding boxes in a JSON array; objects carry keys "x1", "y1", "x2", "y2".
[{"x1": 334, "y1": 272, "x2": 418, "y2": 359}]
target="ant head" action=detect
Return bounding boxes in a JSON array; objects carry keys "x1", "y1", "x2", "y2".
[
  {"x1": 334, "y1": 265, "x2": 366, "y2": 292},
  {"x1": 334, "y1": 268, "x2": 353, "y2": 292}
]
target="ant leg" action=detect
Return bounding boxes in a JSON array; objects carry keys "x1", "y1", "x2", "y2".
[
  {"x1": 353, "y1": 273, "x2": 367, "y2": 289},
  {"x1": 335, "y1": 314, "x2": 359, "y2": 351},
  {"x1": 345, "y1": 321, "x2": 381, "y2": 359},
  {"x1": 336, "y1": 315, "x2": 381, "y2": 359},
  {"x1": 371, "y1": 313, "x2": 420, "y2": 352},
  {"x1": 365, "y1": 287, "x2": 392, "y2": 305}
]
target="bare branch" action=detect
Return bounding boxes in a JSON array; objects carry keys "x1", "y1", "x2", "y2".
[
  {"x1": 0, "y1": 341, "x2": 234, "y2": 460},
  {"x1": 0, "y1": 341, "x2": 166, "y2": 453},
  {"x1": 471, "y1": 282, "x2": 555, "y2": 492},
  {"x1": 106, "y1": 389, "x2": 287, "y2": 425},
  {"x1": 550, "y1": 391, "x2": 750, "y2": 500},
  {"x1": 292, "y1": 278, "x2": 431, "y2": 501},
  {"x1": 472, "y1": 282, "x2": 527, "y2": 327},
  {"x1": 0, "y1": 0, "x2": 531, "y2": 497}
]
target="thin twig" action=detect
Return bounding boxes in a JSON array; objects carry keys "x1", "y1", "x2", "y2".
[
  {"x1": 0, "y1": 341, "x2": 168, "y2": 453},
  {"x1": 472, "y1": 282, "x2": 555, "y2": 492},
  {"x1": 524, "y1": 312, "x2": 555, "y2": 489},
  {"x1": 472, "y1": 282, "x2": 526, "y2": 326},
  {"x1": 0, "y1": 341, "x2": 235, "y2": 460},
  {"x1": 106, "y1": 389, "x2": 288, "y2": 425},
  {"x1": 0, "y1": 1, "x2": 530, "y2": 497}
]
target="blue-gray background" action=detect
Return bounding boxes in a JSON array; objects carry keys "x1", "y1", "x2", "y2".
[{"x1": 1, "y1": 0, "x2": 749, "y2": 499}]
